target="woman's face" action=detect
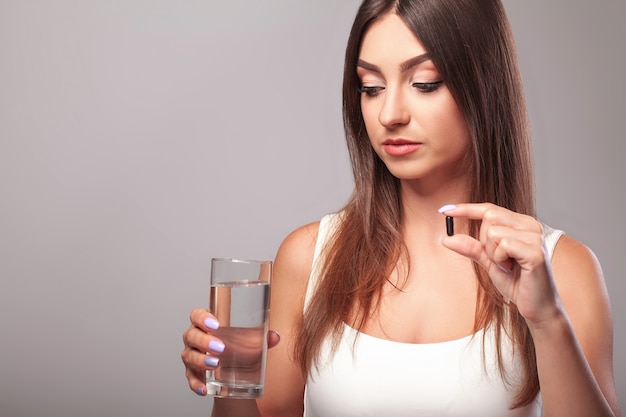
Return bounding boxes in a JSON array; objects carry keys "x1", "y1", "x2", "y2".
[{"x1": 357, "y1": 13, "x2": 470, "y2": 185}]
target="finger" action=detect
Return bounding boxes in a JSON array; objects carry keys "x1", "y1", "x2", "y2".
[
  {"x1": 485, "y1": 225, "x2": 541, "y2": 245},
  {"x1": 460, "y1": 225, "x2": 535, "y2": 274},
  {"x1": 439, "y1": 202, "x2": 494, "y2": 221},
  {"x1": 442, "y1": 203, "x2": 535, "y2": 231},
  {"x1": 441, "y1": 233, "x2": 511, "y2": 275},
  {"x1": 184, "y1": 327, "x2": 226, "y2": 359},
  {"x1": 483, "y1": 226, "x2": 537, "y2": 265},
  {"x1": 189, "y1": 308, "x2": 220, "y2": 332},
  {"x1": 440, "y1": 234, "x2": 489, "y2": 268},
  {"x1": 491, "y1": 241, "x2": 515, "y2": 273},
  {"x1": 480, "y1": 221, "x2": 543, "y2": 260},
  {"x1": 268, "y1": 330, "x2": 281, "y2": 349},
  {"x1": 492, "y1": 234, "x2": 546, "y2": 272},
  {"x1": 184, "y1": 362, "x2": 208, "y2": 396},
  {"x1": 186, "y1": 371, "x2": 206, "y2": 396},
  {"x1": 182, "y1": 343, "x2": 220, "y2": 370}
]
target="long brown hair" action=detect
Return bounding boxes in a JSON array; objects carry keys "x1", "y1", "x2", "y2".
[{"x1": 294, "y1": 0, "x2": 537, "y2": 408}]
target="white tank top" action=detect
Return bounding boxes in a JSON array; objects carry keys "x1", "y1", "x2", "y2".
[{"x1": 303, "y1": 213, "x2": 564, "y2": 417}]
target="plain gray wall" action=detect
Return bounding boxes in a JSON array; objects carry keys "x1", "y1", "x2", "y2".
[{"x1": 0, "y1": 1, "x2": 623, "y2": 416}]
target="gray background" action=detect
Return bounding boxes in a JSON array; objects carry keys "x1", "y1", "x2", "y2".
[{"x1": 0, "y1": 1, "x2": 623, "y2": 416}]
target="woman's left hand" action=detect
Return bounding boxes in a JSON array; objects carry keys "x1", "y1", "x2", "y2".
[{"x1": 439, "y1": 203, "x2": 562, "y2": 327}]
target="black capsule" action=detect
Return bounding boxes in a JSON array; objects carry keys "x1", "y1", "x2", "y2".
[{"x1": 446, "y1": 216, "x2": 454, "y2": 236}]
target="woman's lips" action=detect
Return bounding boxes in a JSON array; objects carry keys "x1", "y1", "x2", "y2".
[{"x1": 382, "y1": 139, "x2": 422, "y2": 156}]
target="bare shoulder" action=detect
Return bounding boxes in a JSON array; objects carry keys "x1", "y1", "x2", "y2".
[
  {"x1": 551, "y1": 235, "x2": 608, "y2": 304},
  {"x1": 269, "y1": 220, "x2": 322, "y2": 321},
  {"x1": 273, "y1": 221, "x2": 321, "y2": 284}
]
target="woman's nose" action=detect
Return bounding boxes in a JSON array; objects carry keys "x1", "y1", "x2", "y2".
[{"x1": 378, "y1": 88, "x2": 410, "y2": 128}]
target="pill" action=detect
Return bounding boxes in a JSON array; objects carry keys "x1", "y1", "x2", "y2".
[{"x1": 446, "y1": 216, "x2": 454, "y2": 236}]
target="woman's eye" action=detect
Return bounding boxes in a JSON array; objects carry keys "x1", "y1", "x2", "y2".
[
  {"x1": 359, "y1": 86, "x2": 384, "y2": 97},
  {"x1": 412, "y1": 81, "x2": 443, "y2": 93}
]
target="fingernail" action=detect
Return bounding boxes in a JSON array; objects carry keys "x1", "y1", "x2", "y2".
[
  {"x1": 209, "y1": 340, "x2": 225, "y2": 353},
  {"x1": 497, "y1": 264, "x2": 512, "y2": 274},
  {"x1": 438, "y1": 234, "x2": 444, "y2": 244},
  {"x1": 438, "y1": 204, "x2": 456, "y2": 213},
  {"x1": 204, "y1": 356, "x2": 219, "y2": 367},
  {"x1": 204, "y1": 317, "x2": 220, "y2": 330},
  {"x1": 196, "y1": 385, "x2": 206, "y2": 395}
]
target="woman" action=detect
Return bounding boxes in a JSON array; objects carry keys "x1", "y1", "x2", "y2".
[{"x1": 182, "y1": 0, "x2": 621, "y2": 415}]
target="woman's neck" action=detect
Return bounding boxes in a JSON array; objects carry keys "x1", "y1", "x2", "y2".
[{"x1": 399, "y1": 177, "x2": 469, "y2": 230}]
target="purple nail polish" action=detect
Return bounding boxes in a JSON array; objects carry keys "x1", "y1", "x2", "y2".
[
  {"x1": 209, "y1": 340, "x2": 225, "y2": 353},
  {"x1": 438, "y1": 204, "x2": 456, "y2": 213},
  {"x1": 196, "y1": 386, "x2": 206, "y2": 395},
  {"x1": 204, "y1": 317, "x2": 219, "y2": 330},
  {"x1": 204, "y1": 356, "x2": 219, "y2": 367}
]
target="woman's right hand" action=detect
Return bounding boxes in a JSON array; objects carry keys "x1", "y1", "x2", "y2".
[
  {"x1": 181, "y1": 308, "x2": 227, "y2": 396},
  {"x1": 181, "y1": 308, "x2": 281, "y2": 396}
]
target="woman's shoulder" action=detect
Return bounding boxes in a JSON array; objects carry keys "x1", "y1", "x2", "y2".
[
  {"x1": 552, "y1": 234, "x2": 605, "y2": 287},
  {"x1": 272, "y1": 218, "x2": 325, "y2": 286},
  {"x1": 551, "y1": 234, "x2": 603, "y2": 282},
  {"x1": 541, "y1": 223, "x2": 600, "y2": 276},
  {"x1": 278, "y1": 220, "x2": 321, "y2": 259},
  {"x1": 276, "y1": 213, "x2": 341, "y2": 262},
  {"x1": 273, "y1": 213, "x2": 342, "y2": 287},
  {"x1": 550, "y1": 233, "x2": 610, "y2": 326}
]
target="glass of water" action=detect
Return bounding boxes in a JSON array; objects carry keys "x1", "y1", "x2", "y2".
[{"x1": 206, "y1": 258, "x2": 272, "y2": 398}]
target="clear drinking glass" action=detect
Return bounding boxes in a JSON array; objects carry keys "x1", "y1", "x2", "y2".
[{"x1": 206, "y1": 258, "x2": 272, "y2": 398}]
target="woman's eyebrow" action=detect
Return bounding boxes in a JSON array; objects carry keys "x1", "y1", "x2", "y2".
[
  {"x1": 356, "y1": 59, "x2": 381, "y2": 73},
  {"x1": 357, "y1": 53, "x2": 431, "y2": 74},
  {"x1": 399, "y1": 53, "x2": 431, "y2": 72}
]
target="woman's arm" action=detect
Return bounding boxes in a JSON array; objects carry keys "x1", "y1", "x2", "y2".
[
  {"x1": 440, "y1": 203, "x2": 621, "y2": 417},
  {"x1": 536, "y1": 236, "x2": 621, "y2": 417}
]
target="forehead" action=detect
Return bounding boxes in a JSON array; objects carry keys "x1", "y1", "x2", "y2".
[{"x1": 358, "y1": 13, "x2": 427, "y2": 61}]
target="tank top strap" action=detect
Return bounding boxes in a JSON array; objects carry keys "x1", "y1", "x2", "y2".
[
  {"x1": 304, "y1": 213, "x2": 341, "y2": 310},
  {"x1": 542, "y1": 222, "x2": 565, "y2": 260}
]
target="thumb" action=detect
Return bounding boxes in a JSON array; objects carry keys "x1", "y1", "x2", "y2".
[
  {"x1": 440, "y1": 234, "x2": 483, "y2": 261},
  {"x1": 268, "y1": 330, "x2": 281, "y2": 349}
]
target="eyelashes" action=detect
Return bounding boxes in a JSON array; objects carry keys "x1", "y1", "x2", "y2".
[
  {"x1": 358, "y1": 81, "x2": 443, "y2": 97},
  {"x1": 412, "y1": 81, "x2": 443, "y2": 93},
  {"x1": 358, "y1": 86, "x2": 384, "y2": 96}
]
